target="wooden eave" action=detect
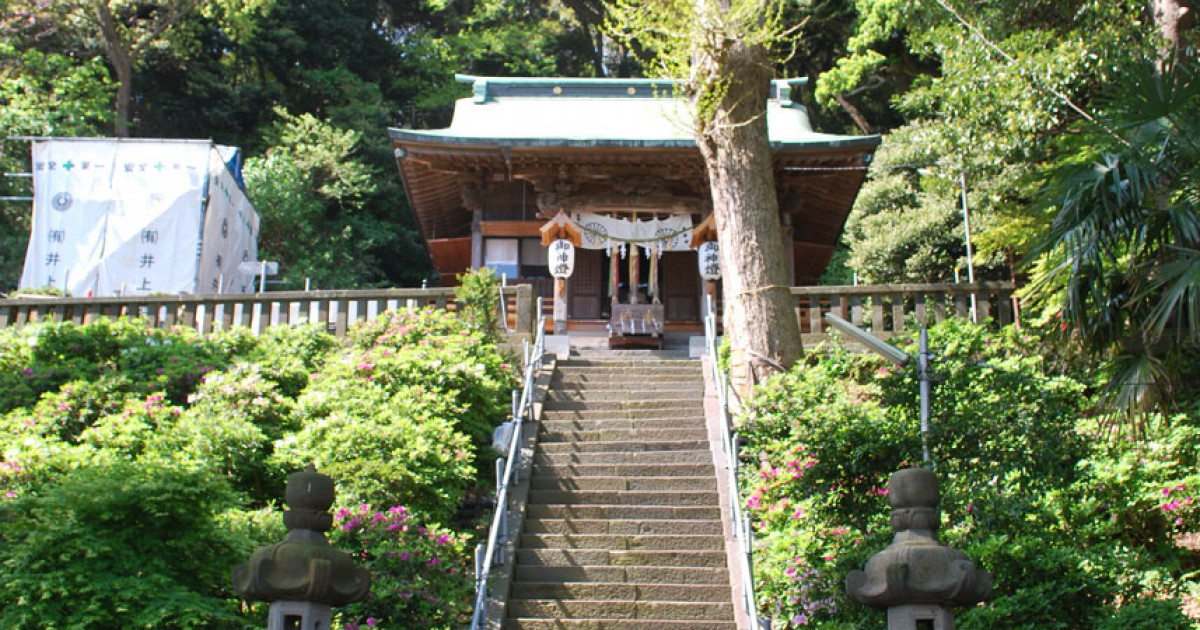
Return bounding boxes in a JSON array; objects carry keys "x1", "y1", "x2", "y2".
[{"x1": 392, "y1": 134, "x2": 879, "y2": 282}]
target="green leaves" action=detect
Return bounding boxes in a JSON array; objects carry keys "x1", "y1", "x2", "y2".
[
  {"x1": 738, "y1": 320, "x2": 1198, "y2": 629},
  {"x1": 1024, "y1": 57, "x2": 1200, "y2": 417}
]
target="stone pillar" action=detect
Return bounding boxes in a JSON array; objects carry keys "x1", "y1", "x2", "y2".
[
  {"x1": 233, "y1": 466, "x2": 371, "y2": 629},
  {"x1": 846, "y1": 467, "x2": 992, "y2": 629},
  {"x1": 554, "y1": 277, "x2": 568, "y2": 334}
]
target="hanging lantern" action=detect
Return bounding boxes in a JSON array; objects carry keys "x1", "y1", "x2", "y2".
[
  {"x1": 549, "y1": 239, "x2": 575, "y2": 278},
  {"x1": 698, "y1": 240, "x2": 721, "y2": 281}
]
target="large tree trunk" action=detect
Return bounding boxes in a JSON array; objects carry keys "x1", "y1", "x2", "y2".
[
  {"x1": 1154, "y1": 0, "x2": 1192, "y2": 59},
  {"x1": 693, "y1": 39, "x2": 803, "y2": 396},
  {"x1": 94, "y1": 2, "x2": 133, "y2": 137}
]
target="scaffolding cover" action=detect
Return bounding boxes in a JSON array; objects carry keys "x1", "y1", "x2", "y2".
[{"x1": 19, "y1": 138, "x2": 260, "y2": 296}]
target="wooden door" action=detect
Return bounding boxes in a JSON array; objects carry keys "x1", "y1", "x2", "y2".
[
  {"x1": 662, "y1": 251, "x2": 700, "y2": 321},
  {"x1": 569, "y1": 248, "x2": 603, "y2": 319}
]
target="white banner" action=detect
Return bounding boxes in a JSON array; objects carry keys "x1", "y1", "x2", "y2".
[
  {"x1": 197, "y1": 148, "x2": 260, "y2": 293},
  {"x1": 19, "y1": 139, "x2": 260, "y2": 296},
  {"x1": 569, "y1": 212, "x2": 693, "y2": 252}
]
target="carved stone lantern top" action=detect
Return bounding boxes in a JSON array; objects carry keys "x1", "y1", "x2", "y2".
[
  {"x1": 232, "y1": 465, "x2": 370, "y2": 606},
  {"x1": 846, "y1": 467, "x2": 993, "y2": 609}
]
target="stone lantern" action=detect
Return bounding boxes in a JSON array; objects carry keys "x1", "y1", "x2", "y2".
[
  {"x1": 846, "y1": 467, "x2": 992, "y2": 630},
  {"x1": 232, "y1": 465, "x2": 371, "y2": 630}
]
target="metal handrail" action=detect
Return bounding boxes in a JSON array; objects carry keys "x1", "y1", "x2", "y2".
[
  {"x1": 470, "y1": 297, "x2": 547, "y2": 630},
  {"x1": 704, "y1": 295, "x2": 768, "y2": 630}
]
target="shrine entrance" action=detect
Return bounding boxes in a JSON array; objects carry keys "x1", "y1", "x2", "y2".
[{"x1": 567, "y1": 248, "x2": 701, "y2": 323}]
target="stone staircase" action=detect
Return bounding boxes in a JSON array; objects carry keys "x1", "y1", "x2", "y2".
[{"x1": 504, "y1": 354, "x2": 737, "y2": 630}]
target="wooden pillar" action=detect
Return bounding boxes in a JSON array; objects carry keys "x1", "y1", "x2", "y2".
[
  {"x1": 609, "y1": 247, "x2": 620, "y2": 306},
  {"x1": 464, "y1": 183, "x2": 485, "y2": 270},
  {"x1": 554, "y1": 277, "x2": 568, "y2": 334},
  {"x1": 470, "y1": 209, "x2": 484, "y2": 270},
  {"x1": 780, "y1": 213, "x2": 795, "y2": 286},
  {"x1": 629, "y1": 246, "x2": 640, "y2": 304}
]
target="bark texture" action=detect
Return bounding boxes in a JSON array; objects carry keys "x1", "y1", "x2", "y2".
[{"x1": 692, "y1": 38, "x2": 803, "y2": 396}]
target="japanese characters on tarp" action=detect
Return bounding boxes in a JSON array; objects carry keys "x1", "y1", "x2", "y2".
[
  {"x1": 19, "y1": 138, "x2": 260, "y2": 296},
  {"x1": 698, "y1": 240, "x2": 721, "y2": 280},
  {"x1": 548, "y1": 239, "x2": 575, "y2": 278}
]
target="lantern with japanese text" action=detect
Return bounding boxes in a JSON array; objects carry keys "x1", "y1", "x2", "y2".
[
  {"x1": 697, "y1": 241, "x2": 720, "y2": 281},
  {"x1": 549, "y1": 239, "x2": 575, "y2": 278}
]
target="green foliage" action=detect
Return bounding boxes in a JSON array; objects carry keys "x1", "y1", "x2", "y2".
[
  {"x1": 241, "y1": 107, "x2": 421, "y2": 289},
  {"x1": 606, "y1": 0, "x2": 793, "y2": 131},
  {"x1": 1024, "y1": 56, "x2": 1200, "y2": 418},
  {"x1": 280, "y1": 308, "x2": 517, "y2": 520},
  {"x1": 739, "y1": 319, "x2": 1198, "y2": 629},
  {"x1": 0, "y1": 460, "x2": 251, "y2": 630},
  {"x1": 832, "y1": 0, "x2": 1148, "y2": 286},
  {"x1": 236, "y1": 323, "x2": 338, "y2": 398},
  {"x1": 333, "y1": 504, "x2": 473, "y2": 630},
  {"x1": 455, "y1": 266, "x2": 502, "y2": 341},
  {"x1": 1, "y1": 309, "x2": 517, "y2": 626},
  {"x1": 278, "y1": 377, "x2": 475, "y2": 523}
]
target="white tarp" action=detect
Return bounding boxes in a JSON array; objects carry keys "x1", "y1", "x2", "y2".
[
  {"x1": 19, "y1": 138, "x2": 259, "y2": 296},
  {"x1": 569, "y1": 212, "x2": 693, "y2": 252},
  {"x1": 196, "y1": 149, "x2": 259, "y2": 294}
]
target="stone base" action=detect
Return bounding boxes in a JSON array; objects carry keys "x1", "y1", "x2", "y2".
[
  {"x1": 887, "y1": 604, "x2": 954, "y2": 630},
  {"x1": 544, "y1": 335, "x2": 570, "y2": 359},
  {"x1": 268, "y1": 600, "x2": 332, "y2": 630},
  {"x1": 689, "y1": 335, "x2": 717, "y2": 358}
]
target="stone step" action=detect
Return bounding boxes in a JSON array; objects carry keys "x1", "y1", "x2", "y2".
[
  {"x1": 523, "y1": 518, "x2": 724, "y2": 536},
  {"x1": 530, "y1": 475, "x2": 716, "y2": 492},
  {"x1": 503, "y1": 619, "x2": 736, "y2": 630},
  {"x1": 538, "y1": 428, "x2": 709, "y2": 443},
  {"x1": 545, "y1": 388, "x2": 704, "y2": 402},
  {"x1": 533, "y1": 450, "x2": 713, "y2": 466},
  {"x1": 537, "y1": 439, "x2": 709, "y2": 454},
  {"x1": 539, "y1": 418, "x2": 706, "y2": 432},
  {"x1": 521, "y1": 533, "x2": 726, "y2": 551},
  {"x1": 526, "y1": 504, "x2": 721, "y2": 520},
  {"x1": 552, "y1": 374, "x2": 702, "y2": 386},
  {"x1": 517, "y1": 548, "x2": 727, "y2": 568},
  {"x1": 557, "y1": 359, "x2": 701, "y2": 369},
  {"x1": 513, "y1": 565, "x2": 730, "y2": 585},
  {"x1": 528, "y1": 490, "x2": 717, "y2": 507},
  {"x1": 507, "y1": 599, "x2": 734, "y2": 620},
  {"x1": 509, "y1": 582, "x2": 732, "y2": 603},
  {"x1": 542, "y1": 399, "x2": 705, "y2": 412},
  {"x1": 532, "y1": 462, "x2": 715, "y2": 478},
  {"x1": 540, "y1": 409, "x2": 703, "y2": 421}
]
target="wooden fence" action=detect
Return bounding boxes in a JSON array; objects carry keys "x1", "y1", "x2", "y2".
[
  {"x1": 791, "y1": 281, "x2": 1019, "y2": 339},
  {"x1": 0, "y1": 285, "x2": 539, "y2": 337},
  {"x1": 0, "y1": 282, "x2": 1013, "y2": 340}
]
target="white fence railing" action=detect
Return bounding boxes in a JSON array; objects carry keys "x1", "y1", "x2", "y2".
[
  {"x1": 0, "y1": 285, "x2": 540, "y2": 336},
  {"x1": 470, "y1": 298, "x2": 547, "y2": 630},
  {"x1": 705, "y1": 295, "x2": 767, "y2": 630}
]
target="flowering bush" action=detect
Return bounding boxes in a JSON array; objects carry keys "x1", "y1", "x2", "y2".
[
  {"x1": 0, "y1": 309, "x2": 516, "y2": 627},
  {"x1": 740, "y1": 320, "x2": 1198, "y2": 629},
  {"x1": 332, "y1": 504, "x2": 473, "y2": 630}
]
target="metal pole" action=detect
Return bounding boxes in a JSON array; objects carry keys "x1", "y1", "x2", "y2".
[
  {"x1": 918, "y1": 327, "x2": 932, "y2": 465},
  {"x1": 259, "y1": 261, "x2": 266, "y2": 295},
  {"x1": 959, "y1": 170, "x2": 977, "y2": 323}
]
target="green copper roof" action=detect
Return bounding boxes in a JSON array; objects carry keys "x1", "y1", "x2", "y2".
[{"x1": 389, "y1": 75, "x2": 878, "y2": 152}]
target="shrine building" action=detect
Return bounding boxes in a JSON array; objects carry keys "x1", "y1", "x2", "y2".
[{"x1": 389, "y1": 75, "x2": 879, "y2": 332}]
